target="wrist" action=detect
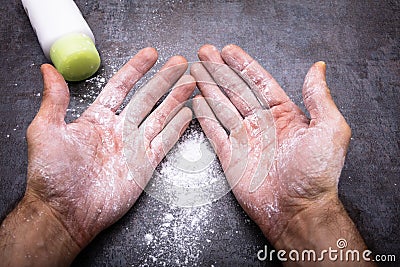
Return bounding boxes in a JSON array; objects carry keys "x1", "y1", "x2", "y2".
[
  {"x1": 0, "y1": 192, "x2": 81, "y2": 267},
  {"x1": 274, "y1": 195, "x2": 344, "y2": 248},
  {"x1": 273, "y1": 195, "x2": 374, "y2": 266}
]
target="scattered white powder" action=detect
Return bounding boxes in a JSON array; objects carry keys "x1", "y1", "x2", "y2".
[
  {"x1": 86, "y1": 72, "x2": 108, "y2": 92},
  {"x1": 179, "y1": 140, "x2": 203, "y2": 162},
  {"x1": 164, "y1": 213, "x2": 174, "y2": 221},
  {"x1": 146, "y1": 124, "x2": 229, "y2": 207},
  {"x1": 144, "y1": 233, "x2": 154, "y2": 245},
  {"x1": 140, "y1": 204, "x2": 213, "y2": 267},
  {"x1": 132, "y1": 123, "x2": 230, "y2": 266}
]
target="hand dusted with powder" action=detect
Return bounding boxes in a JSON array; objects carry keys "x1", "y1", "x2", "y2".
[
  {"x1": 0, "y1": 47, "x2": 195, "y2": 266},
  {"x1": 193, "y1": 45, "x2": 372, "y2": 265},
  {"x1": 28, "y1": 49, "x2": 195, "y2": 246}
]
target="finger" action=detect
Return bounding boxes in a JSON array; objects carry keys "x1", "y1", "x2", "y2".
[
  {"x1": 148, "y1": 107, "x2": 192, "y2": 165},
  {"x1": 220, "y1": 44, "x2": 290, "y2": 108},
  {"x1": 36, "y1": 64, "x2": 70, "y2": 124},
  {"x1": 91, "y1": 47, "x2": 158, "y2": 112},
  {"x1": 302, "y1": 61, "x2": 344, "y2": 126},
  {"x1": 140, "y1": 75, "x2": 196, "y2": 145},
  {"x1": 121, "y1": 56, "x2": 188, "y2": 126},
  {"x1": 190, "y1": 62, "x2": 243, "y2": 133},
  {"x1": 198, "y1": 45, "x2": 263, "y2": 117},
  {"x1": 192, "y1": 95, "x2": 231, "y2": 168}
]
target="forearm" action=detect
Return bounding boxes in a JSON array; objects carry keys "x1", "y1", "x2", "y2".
[
  {"x1": 0, "y1": 194, "x2": 80, "y2": 267},
  {"x1": 271, "y1": 196, "x2": 376, "y2": 266}
]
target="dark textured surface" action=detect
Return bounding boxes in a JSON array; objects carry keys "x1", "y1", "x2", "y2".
[{"x1": 1, "y1": 0, "x2": 399, "y2": 266}]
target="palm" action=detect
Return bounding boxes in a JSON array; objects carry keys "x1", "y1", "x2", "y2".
[
  {"x1": 234, "y1": 104, "x2": 346, "y2": 241},
  {"x1": 27, "y1": 106, "x2": 138, "y2": 245},
  {"x1": 274, "y1": 118, "x2": 339, "y2": 201}
]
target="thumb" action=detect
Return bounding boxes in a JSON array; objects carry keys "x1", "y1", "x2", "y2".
[
  {"x1": 36, "y1": 64, "x2": 70, "y2": 124},
  {"x1": 302, "y1": 61, "x2": 343, "y2": 127}
]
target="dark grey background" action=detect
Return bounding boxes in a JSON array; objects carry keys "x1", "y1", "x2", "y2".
[{"x1": 0, "y1": 0, "x2": 399, "y2": 266}]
